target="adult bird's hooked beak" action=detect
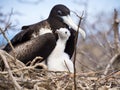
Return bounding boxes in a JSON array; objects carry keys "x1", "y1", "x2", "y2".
[{"x1": 61, "y1": 15, "x2": 86, "y2": 40}]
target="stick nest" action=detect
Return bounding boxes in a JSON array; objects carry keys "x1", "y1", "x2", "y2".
[{"x1": 0, "y1": 50, "x2": 120, "y2": 90}]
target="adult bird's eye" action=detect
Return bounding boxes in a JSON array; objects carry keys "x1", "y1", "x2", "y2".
[{"x1": 57, "y1": 10, "x2": 62, "y2": 15}]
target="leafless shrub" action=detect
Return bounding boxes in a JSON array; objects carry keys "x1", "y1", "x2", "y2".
[{"x1": 76, "y1": 9, "x2": 120, "y2": 75}]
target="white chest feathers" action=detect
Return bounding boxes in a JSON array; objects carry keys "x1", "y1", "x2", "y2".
[
  {"x1": 39, "y1": 28, "x2": 52, "y2": 35},
  {"x1": 47, "y1": 28, "x2": 74, "y2": 73},
  {"x1": 32, "y1": 28, "x2": 52, "y2": 38}
]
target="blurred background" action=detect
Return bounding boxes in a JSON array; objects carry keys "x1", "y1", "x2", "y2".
[{"x1": 0, "y1": 0, "x2": 120, "y2": 72}]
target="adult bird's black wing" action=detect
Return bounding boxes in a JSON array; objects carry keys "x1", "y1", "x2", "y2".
[
  {"x1": 3, "y1": 29, "x2": 34, "y2": 52},
  {"x1": 4, "y1": 33, "x2": 56, "y2": 64},
  {"x1": 4, "y1": 20, "x2": 50, "y2": 52}
]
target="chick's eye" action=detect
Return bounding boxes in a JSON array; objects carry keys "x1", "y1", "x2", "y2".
[
  {"x1": 57, "y1": 10, "x2": 62, "y2": 15},
  {"x1": 65, "y1": 31, "x2": 67, "y2": 34}
]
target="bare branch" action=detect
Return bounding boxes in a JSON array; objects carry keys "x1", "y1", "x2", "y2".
[
  {"x1": 0, "y1": 52, "x2": 22, "y2": 90},
  {"x1": 103, "y1": 54, "x2": 119, "y2": 76},
  {"x1": 113, "y1": 9, "x2": 120, "y2": 53},
  {"x1": 0, "y1": 9, "x2": 13, "y2": 34},
  {"x1": 64, "y1": 60, "x2": 71, "y2": 73},
  {"x1": 30, "y1": 56, "x2": 43, "y2": 66},
  {"x1": 73, "y1": 11, "x2": 84, "y2": 90},
  {"x1": 103, "y1": 9, "x2": 120, "y2": 76},
  {"x1": 0, "y1": 9, "x2": 17, "y2": 61},
  {"x1": 0, "y1": 28, "x2": 16, "y2": 61}
]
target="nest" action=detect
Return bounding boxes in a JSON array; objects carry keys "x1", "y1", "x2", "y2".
[{"x1": 0, "y1": 50, "x2": 120, "y2": 90}]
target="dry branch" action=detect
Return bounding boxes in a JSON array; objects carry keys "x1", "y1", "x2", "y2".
[
  {"x1": 73, "y1": 11, "x2": 84, "y2": 90},
  {"x1": 113, "y1": 9, "x2": 120, "y2": 53},
  {"x1": 30, "y1": 56, "x2": 43, "y2": 66},
  {"x1": 103, "y1": 54, "x2": 119, "y2": 76},
  {"x1": 64, "y1": 60, "x2": 71, "y2": 73},
  {"x1": 0, "y1": 51, "x2": 22, "y2": 90},
  {"x1": 103, "y1": 9, "x2": 120, "y2": 76},
  {"x1": 0, "y1": 25, "x2": 16, "y2": 62}
]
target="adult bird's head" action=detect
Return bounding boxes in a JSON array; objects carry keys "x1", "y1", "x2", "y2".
[{"x1": 48, "y1": 4, "x2": 86, "y2": 39}]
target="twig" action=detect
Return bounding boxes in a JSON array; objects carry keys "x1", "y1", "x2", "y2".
[
  {"x1": 103, "y1": 54, "x2": 118, "y2": 76},
  {"x1": 104, "y1": 32, "x2": 114, "y2": 56},
  {"x1": 103, "y1": 9, "x2": 120, "y2": 76},
  {"x1": 0, "y1": 52, "x2": 22, "y2": 90},
  {"x1": 64, "y1": 60, "x2": 71, "y2": 73},
  {"x1": 0, "y1": 63, "x2": 47, "y2": 75},
  {"x1": 0, "y1": 66, "x2": 33, "y2": 75},
  {"x1": 0, "y1": 28, "x2": 16, "y2": 61},
  {"x1": 77, "y1": 59, "x2": 96, "y2": 71},
  {"x1": 113, "y1": 9, "x2": 120, "y2": 54},
  {"x1": 73, "y1": 11, "x2": 84, "y2": 90},
  {"x1": 80, "y1": 50, "x2": 99, "y2": 67},
  {"x1": 99, "y1": 70, "x2": 120, "y2": 82},
  {"x1": 34, "y1": 63, "x2": 48, "y2": 70},
  {"x1": 4, "y1": 9, "x2": 13, "y2": 32},
  {"x1": 30, "y1": 56, "x2": 43, "y2": 66},
  {"x1": 0, "y1": 9, "x2": 16, "y2": 61},
  {"x1": 0, "y1": 9, "x2": 13, "y2": 34}
]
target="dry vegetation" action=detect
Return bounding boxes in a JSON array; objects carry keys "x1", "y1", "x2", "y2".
[
  {"x1": 0, "y1": 1, "x2": 120, "y2": 90},
  {"x1": 0, "y1": 49, "x2": 120, "y2": 90}
]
